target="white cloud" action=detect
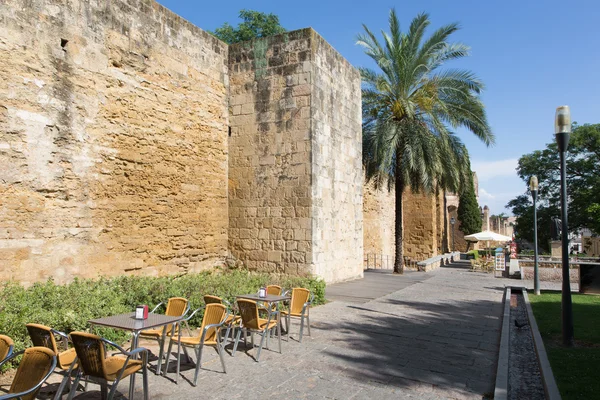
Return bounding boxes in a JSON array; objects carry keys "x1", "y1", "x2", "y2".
[
  {"x1": 479, "y1": 188, "x2": 495, "y2": 200},
  {"x1": 471, "y1": 158, "x2": 519, "y2": 182}
]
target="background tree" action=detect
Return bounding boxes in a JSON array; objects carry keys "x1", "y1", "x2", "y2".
[
  {"x1": 507, "y1": 123, "x2": 600, "y2": 250},
  {"x1": 457, "y1": 171, "x2": 481, "y2": 249},
  {"x1": 211, "y1": 10, "x2": 286, "y2": 44},
  {"x1": 359, "y1": 10, "x2": 494, "y2": 273}
]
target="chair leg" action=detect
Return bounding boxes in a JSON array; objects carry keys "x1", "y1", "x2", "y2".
[
  {"x1": 105, "y1": 380, "x2": 114, "y2": 400},
  {"x1": 255, "y1": 330, "x2": 266, "y2": 362},
  {"x1": 232, "y1": 328, "x2": 242, "y2": 356},
  {"x1": 278, "y1": 317, "x2": 282, "y2": 353},
  {"x1": 216, "y1": 340, "x2": 226, "y2": 373},
  {"x1": 223, "y1": 324, "x2": 232, "y2": 350},
  {"x1": 164, "y1": 338, "x2": 174, "y2": 377},
  {"x1": 143, "y1": 364, "x2": 149, "y2": 400},
  {"x1": 54, "y1": 372, "x2": 71, "y2": 400},
  {"x1": 156, "y1": 333, "x2": 166, "y2": 375},
  {"x1": 265, "y1": 327, "x2": 270, "y2": 349},
  {"x1": 176, "y1": 339, "x2": 182, "y2": 384},
  {"x1": 193, "y1": 345, "x2": 204, "y2": 387},
  {"x1": 299, "y1": 315, "x2": 305, "y2": 343},
  {"x1": 287, "y1": 313, "x2": 291, "y2": 342},
  {"x1": 307, "y1": 312, "x2": 311, "y2": 337},
  {"x1": 66, "y1": 372, "x2": 82, "y2": 400}
]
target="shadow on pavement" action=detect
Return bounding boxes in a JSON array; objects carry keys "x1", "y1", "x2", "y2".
[{"x1": 314, "y1": 297, "x2": 501, "y2": 398}]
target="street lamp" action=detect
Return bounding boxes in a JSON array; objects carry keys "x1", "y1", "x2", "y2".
[
  {"x1": 450, "y1": 217, "x2": 456, "y2": 251},
  {"x1": 555, "y1": 105, "x2": 574, "y2": 347},
  {"x1": 529, "y1": 175, "x2": 540, "y2": 295}
]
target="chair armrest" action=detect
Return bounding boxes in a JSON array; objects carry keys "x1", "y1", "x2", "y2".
[
  {"x1": 0, "y1": 355, "x2": 56, "y2": 400},
  {"x1": 0, "y1": 350, "x2": 24, "y2": 369},
  {"x1": 51, "y1": 328, "x2": 71, "y2": 350},
  {"x1": 150, "y1": 302, "x2": 165, "y2": 314},
  {"x1": 181, "y1": 307, "x2": 203, "y2": 322}
]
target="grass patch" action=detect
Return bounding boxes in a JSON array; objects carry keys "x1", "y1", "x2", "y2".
[
  {"x1": 529, "y1": 291, "x2": 600, "y2": 399},
  {"x1": 0, "y1": 269, "x2": 325, "y2": 370}
]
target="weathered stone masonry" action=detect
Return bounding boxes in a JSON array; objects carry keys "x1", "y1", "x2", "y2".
[
  {"x1": 228, "y1": 30, "x2": 363, "y2": 283},
  {"x1": 1, "y1": 0, "x2": 364, "y2": 285},
  {"x1": 0, "y1": 0, "x2": 229, "y2": 285}
]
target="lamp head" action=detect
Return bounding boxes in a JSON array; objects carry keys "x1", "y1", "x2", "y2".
[
  {"x1": 450, "y1": 217, "x2": 455, "y2": 225},
  {"x1": 555, "y1": 106, "x2": 571, "y2": 134},
  {"x1": 529, "y1": 175, "x2": 538, "y2": 192}
]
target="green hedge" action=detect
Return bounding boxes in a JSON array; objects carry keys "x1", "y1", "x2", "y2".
[
  {"x1": 0, "y1": 269, "x2": 325, "y2": 368},
  {"x1": 466, "y1": 250, "x2": 480, "y2": 260}
]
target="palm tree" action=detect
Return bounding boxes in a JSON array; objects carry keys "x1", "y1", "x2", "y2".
[{"x1": 358, "y1": 10, "x2": 495, "y2": 273}]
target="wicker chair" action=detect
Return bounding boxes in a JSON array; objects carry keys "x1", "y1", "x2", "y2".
[
  {"x1": 68, "y1": 332, "x2": 148, "y2": 400},
  {"x1": 164, "y1": 303, "x2": 229, "y2": 386},
  {"x1": 26, "y1": 323, "x2": 78, "y2": 399},
  {"x1": 0, "y1": 335, "x2": 13, "y2": 364},
  {"x1": 203, "y1": 295, "x2": 240, "y2": 349},
  {"x1": 232, "y1": 299, "x2": 280, "y2": 362},
  {"x1": 138, "y1": 297, "x2": 189, "y2": 373},
  {"x1": 0, "y1": 346, "x2": 56, "y2": 400},
  {"x1": 281, "y1": 288, "x2": 314, "y2": 342}
]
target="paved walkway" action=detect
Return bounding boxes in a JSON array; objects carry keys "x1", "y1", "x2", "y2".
[{"x1": 47, "y1": 263, "x2": 510, "y2": 400}]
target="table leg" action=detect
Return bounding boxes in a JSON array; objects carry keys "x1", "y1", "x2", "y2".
[
  {"x1": 156, "y1": 325, "x2": 168, "y2": 375},
  {"x1": 130, "y1": 332, "x2": 139, "y2": 400}
]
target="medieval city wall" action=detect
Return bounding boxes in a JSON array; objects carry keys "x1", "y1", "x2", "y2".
[
  {"x1": 310, "y1": 33, "x2": 363, "y2": 283},
  {"x1": 0, "y1": 0, "x2": 229, "y2": 285},
  {"x1": 363, "y1": 183, "x2": 395, "y2": 265},
  {"x1": 228, "y1": 29, "x2": 363, "y2": 283},
  {"x1": 228, "y1": 30, "x2": 314, "y2": 276}
]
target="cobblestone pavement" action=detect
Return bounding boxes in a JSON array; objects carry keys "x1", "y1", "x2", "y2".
[{"x1": 47, "y1": 264, "x2": 510, "y2": 400}]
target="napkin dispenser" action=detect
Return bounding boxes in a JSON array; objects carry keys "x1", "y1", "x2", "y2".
[{"x1": 135, "y1": 305, "x2": 148, "y2": 320}]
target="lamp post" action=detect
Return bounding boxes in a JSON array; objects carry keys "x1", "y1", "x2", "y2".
[
  {"x1": 555, "y1": 105, "x2": 574, "y2": 347},
  {"x1": 529, "y1": 175, "x2": 540, "y2": 295},
  {"x1": 450, "y1": 217, "x2": 456, "y2": 251}
]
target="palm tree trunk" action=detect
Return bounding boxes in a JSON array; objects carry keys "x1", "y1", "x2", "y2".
[{"x1": 394, "y1": 168, "x2": 404, "y2": 274}]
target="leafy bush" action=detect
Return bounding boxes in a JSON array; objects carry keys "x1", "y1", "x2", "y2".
[
  {"x1": 466, "y1": 250, "x2": 480, "y2": 260},
  {"x1": 0, "y1": 269, "x2": 325, "y2": 369}
]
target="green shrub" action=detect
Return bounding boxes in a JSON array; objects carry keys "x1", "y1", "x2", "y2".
[
  {"x1": 0, "y1": 269, "x2": 325, "y2": 370},
  {"x1": 466, "y1": 250, "x2": 480, "y2": 260}
]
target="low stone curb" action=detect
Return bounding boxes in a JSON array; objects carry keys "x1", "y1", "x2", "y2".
[
  {"x1": 417, "y1": 251, "x2": 461, "y2": 271},
  {"x1": 523, "y1": 290, "x2": 562, "y2": 400},
  {"x1": 494, "y1": 286, "x2": 511, "y2": 400}
]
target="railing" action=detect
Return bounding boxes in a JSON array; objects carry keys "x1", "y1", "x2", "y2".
[
  {"x1": 364, "y1": 254, "x2": 419, "y2": 270},
  {"x1": 364, "y1": 253, "x2": 394, "y2": 270}
]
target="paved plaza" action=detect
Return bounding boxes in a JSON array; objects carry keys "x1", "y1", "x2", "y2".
[{"x1": 47, "y1": 263, "x2": 510, "y2": 400}]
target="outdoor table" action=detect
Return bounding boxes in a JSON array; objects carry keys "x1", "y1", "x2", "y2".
[{"x1": 88, "y1": 312, "x2": 185, "y2": 397}]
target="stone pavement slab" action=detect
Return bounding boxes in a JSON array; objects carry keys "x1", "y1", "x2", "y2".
[{"x1": 45, "y1": 264, "x2": 509, "y2": 400}]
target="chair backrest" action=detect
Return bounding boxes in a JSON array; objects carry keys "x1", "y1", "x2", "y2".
[
  {"x1": 9, "y1": 346, "x2": 56, "y2": 400},
  {"x1": 0, "y1": 334, "x2": 14, "y2": 362},
  {"x1": 290, "y1": 288, "x2": 311, "y2": 315},
  {"x1": 200, "y1": 303, "x2": 227, "y2": 342},
  {"x1": 26, "y1": 323, "x2": 58, "y2": 353},
  {"x1": 70, "y1": 332, "x2": 109, "y2": 380},
  {"x1": 237, "y1": 299, "x2": 260, "y2": 330},
  {"x1": 203, "y1": 295, "x2": 223, "y2": 305},
  {"x1": 165, "y1": 297, "x2": 189, "y2": 317},
  {"x1": 266, "y1": 285, "x2": 282, "y2": 296}
]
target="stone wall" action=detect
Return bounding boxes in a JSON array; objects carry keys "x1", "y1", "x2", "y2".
[
  {"x1": 0, "y1": 0, "x2": 229, "y2": 285},
  {"x1": 310, "y1": 33, "x2": 363, "y2": 283},
  {"x1": 228, "y1": 29, "x2": 363, "y2": 283},
  {"x1": 228, "y1": 30, "x2": 314, "y2": 276},
  {"x1": 403, "y1": 189, "x2": 440, "y2": 260},
  {"x1": 363, "y1": 182, "x2": 395, "y2": 262}
]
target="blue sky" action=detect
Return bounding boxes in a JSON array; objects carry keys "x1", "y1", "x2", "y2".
[{"x1": 158, "y1": 0, "x2": 600, "y2": 215}]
